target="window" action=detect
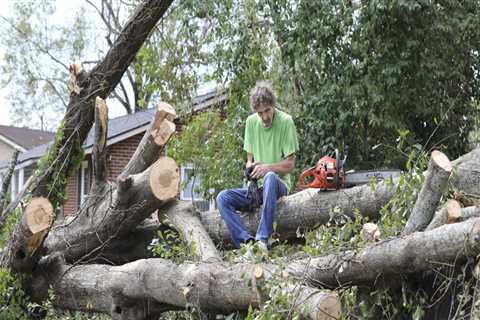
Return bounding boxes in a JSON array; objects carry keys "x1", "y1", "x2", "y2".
[
  {"x1": 180, "y1": 165, "x2": 215, "y2": 212},
  {"x1": 79, "y1": 161, "x2": 91, "y2": 206},
  {"x1": 10, "y1": 168, "x2": 24, "y2": 200}
]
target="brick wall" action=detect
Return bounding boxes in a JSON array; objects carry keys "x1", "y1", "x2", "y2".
[
  {"x1": 63, "y1": 166, "x2": 79, "y2": 216},
  {"x1": 106, "y1": 134, "x2": 143, "y2": 181},
  {"x1": 62, "y1": 133, "x2": 144, "y2": 216}
]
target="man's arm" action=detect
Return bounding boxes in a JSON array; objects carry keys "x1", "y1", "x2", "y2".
[{"x1": 250, "y1": 154, "x2": 296, "y2": 179}]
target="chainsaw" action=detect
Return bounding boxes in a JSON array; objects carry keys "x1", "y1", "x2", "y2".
[{"x1": 297, "y1": 147, "x2": 401, "y2": 191}]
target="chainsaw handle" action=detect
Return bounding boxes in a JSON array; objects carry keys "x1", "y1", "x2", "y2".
[{"x1": 297, "y1": 166, "x2": 316, "y2": 190}]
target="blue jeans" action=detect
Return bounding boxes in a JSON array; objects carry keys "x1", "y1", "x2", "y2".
[{"x1": 216, "y1": 171, "x2": 288, "y2": 248}]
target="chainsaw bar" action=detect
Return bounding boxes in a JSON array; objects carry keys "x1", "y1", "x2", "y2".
[{"x1": 344, "y1": 169, "x2": 401, "y2": 188}]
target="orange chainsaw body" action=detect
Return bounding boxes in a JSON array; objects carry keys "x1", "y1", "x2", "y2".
[{"x1": 297, "y1": 155, "x2": 344, "y2": 190}]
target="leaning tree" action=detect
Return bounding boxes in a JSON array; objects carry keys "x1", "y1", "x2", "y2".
[{"x1": 1, "y1": 0, "x2": 480, "y2": 319}]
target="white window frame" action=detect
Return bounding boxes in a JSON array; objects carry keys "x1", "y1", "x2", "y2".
[
  {"x1": 9, "y1": 168, "x2": 24, "y2": 200},
  {"x1": 180, "y1": 165, "x2": 215, "y2": 211},
  {"x1": 10, "y1": 171, "x2": 17, "y2": 199},
  {"x1": 180, "y1": 165, "x2": 202, "y2": 201},
  {"x1": 80, "y1": 161, "x2": 89, "y2": 205},
  {"x1": 18, "y1": 168, "x2": 24, "y2": 191}
]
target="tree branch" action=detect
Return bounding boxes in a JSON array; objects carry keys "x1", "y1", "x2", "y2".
[
  {"x1": 403, "y1": 150, "x2": 452, "y2": 235},
  {"x1": 92, "y1": 97, "x2": 109, "y2": 185},
  {"x1": 0, "y1": 150, "x2": 19, "y2": 221},
  {"x1": 0, "y1": 0, "x2": 175, "y2": 272}
]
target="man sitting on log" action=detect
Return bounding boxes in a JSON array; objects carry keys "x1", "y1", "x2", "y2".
[{"x1": 216, "y1": 81, "x2": 299, "y2": 251}]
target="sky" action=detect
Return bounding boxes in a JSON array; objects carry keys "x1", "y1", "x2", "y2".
[{"x1": 0, "y1": 0, "x2": 138, "y2": 128}]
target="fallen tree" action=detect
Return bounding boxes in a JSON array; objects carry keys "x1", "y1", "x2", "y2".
[
  {"x1": 2, "y1": 1, "x2": 480, "y2": 319},
  {"x1": 0, "y1": 0, "x2": 175, "y2": 272}
]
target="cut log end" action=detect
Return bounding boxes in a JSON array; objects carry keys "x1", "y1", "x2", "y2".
[
  {"x1": 431, "y1": 150, "x2": 452, "y2": 172},
  {"x1": 362, "y1": 223, "x2": 381, "y2": 242},
  {"x1": 26, "y1": 197, "x2": 53, "y2": 234},
  {"x1": 314, "y1": 292, "x2": 341, "y2": 320},
  {"x1": 149, "y1": 157, "x2": 180, "y2": 201},
  {"x1": 156, "y1": 102, "x2": 176, "y2": 122},
  {"x1": 446, "y1": 199, "x2": 462, "y2": 223},
  {"x1": 151, "y1": 119, "x2": 176, "y2": 146},
  {"x1": 25, "y1": 197, "x2": 54, "y2": 257},
  {"x1": 151, "y1": 102, "x2": 176, "y2": 146}
]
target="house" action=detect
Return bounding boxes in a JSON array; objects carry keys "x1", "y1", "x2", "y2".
[
  {"x1": 0, "y1": 91, "x2": 227, "y2": 215},
  {"x1": 0, "y1": 125, "x2": 55, "y2": 162},
  {"x1": 0, "y1": 125, "x2": 55, "y2": 196}
]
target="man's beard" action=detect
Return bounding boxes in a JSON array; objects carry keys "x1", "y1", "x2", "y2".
[{"x1": 262, "y1": 120, "x2": 272, "y2": 128}]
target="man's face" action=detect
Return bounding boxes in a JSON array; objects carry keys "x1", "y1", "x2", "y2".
[{"x1": 255, "y1": 104, "x2": 275, "y2": 128}]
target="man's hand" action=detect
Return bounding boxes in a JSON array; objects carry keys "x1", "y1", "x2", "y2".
[{"x1": 251, "y1": 162, "x2": 271, "y2": 179}]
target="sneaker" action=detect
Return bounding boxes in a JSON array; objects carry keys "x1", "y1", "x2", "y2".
[{"x1": 256, "y1": 241, "x2": 269, "y2": 255}]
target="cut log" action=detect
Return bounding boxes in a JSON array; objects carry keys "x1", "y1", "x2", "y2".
[
  {"x1": 159, "y1": 200, "x2": 221, "y2": 262},
  {"x1": 4, "y1": 197, "x2": 54, "y2": 271},
  {"x1": 0, "y1": 0, "x2": 175, "y2": 272},
  {"x1": 425, "y1": 199, "x2": 461, "y2": 231},
  {"x1": 404, "y1": 150, "x2": 452, "y2": 234},
  {"x1": 286, "y1": 217, "x2": 480, "y2": 288},
  {"x1": 202, "y1": 181, "x2": 397, "y2": 246},
  {"x1": 149, "y1": 157, "x2": 180, "y2": 201},
  {"x1": 426, "y1": 203, "x2": 480, "y2": 231},
  {"x1": 361, "y1": 223, "x2": 381, "y2": 242},
  {"x1": 43, "y1": 156, "x2": 179, "y2": 263},
  {"x1": 92, "y1": 96, "x2": 109, "y2": 185},
  {"x1": 32, "y1": 255, "x2": 339, "y2": 319},
  {"x1": 288, "y1": 285, "x2": 341, "y2": 320},
  {"x1": 119, "y1": 102, "x2": 176, "y2": 180}
]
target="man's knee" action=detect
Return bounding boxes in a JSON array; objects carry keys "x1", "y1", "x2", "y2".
[
  {"x1": 263, "y1": 171, "x2": 278, "y2": 183},
  {"x1": 216, "y1": 190, "x2": 227, "y2": 208}
]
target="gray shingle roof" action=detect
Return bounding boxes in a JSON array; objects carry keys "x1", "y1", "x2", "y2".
[
  {"x1": 0, "y1": 90, "x2": 228, "y2": 170},
  {"x1": 0, "y1": 125, "x2": 55, "y2": 150},
  {"x1": 2, "y1": 107, "x2": 157, "y2": 168}
]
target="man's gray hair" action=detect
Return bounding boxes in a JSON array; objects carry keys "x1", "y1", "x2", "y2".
[{"x1": 249, "y1": 81, "x2": 277, "y2": 110}]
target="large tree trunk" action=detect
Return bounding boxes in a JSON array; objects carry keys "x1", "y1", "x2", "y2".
[
  {"x1": 32, "y1": 254, "x2": 340, "y2": 320},
  {"x1": 30, "y1": 216, "x2": 480, "y2": 318},
  {"x1": 43, "y1": 101, "x2": 178, "y2": 264},
  {"x1": 199, "y1": 147, "x2": 480, "y2": 245},
  {"x1": 2, "y1": 0, "x2": 480, "y2": 318},
  {"x1": 286, "y1": 217, "x2": 480, "y2": 288},
  {"x1": 0, "y1": 0, "x2": 175, "y2": 272}
]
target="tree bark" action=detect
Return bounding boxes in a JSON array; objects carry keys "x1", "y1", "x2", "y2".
[
  {"x1": 159, "y1": 200, "x2": 222, "y2": 262},
  {"x1": 426, "y1": 201, "x2": 480, "y2": 231},
  {"x1": 31, "y1": 217, "x2": 480, "y2": 318},
  {"x1": 44, "y1": 155, "x2": 179, "y2": 263},
  {"x1": 32, "y1": 254, "x2": 339, "y2": 320},
  {"x1": 0, "y1": 149, "x2": 19, "y2": 224},
  {"x1": 403, "y1": 150, "x2": 452, "y2": 235},
  {"x1": 286, "y1": 217, "x2": 480, "y2": 288},
  {"x1": 200, "y1": 148, "x2": 479, "y2": 245},
  {"x1": 0, "y1": 0, "x2": 175, "y2": 272}
]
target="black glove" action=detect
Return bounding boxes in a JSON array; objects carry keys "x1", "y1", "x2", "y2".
[
  {"x1": 245, "y1": 165, "x2": 262, "y2": 212},
  {"x1": 245, "y1": 165, "x2": 257, "y2": 182}
]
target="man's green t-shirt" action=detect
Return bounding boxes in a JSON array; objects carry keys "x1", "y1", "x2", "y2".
[{"x1": 243, "y1": 108, "x2": 299, "y2": 191}]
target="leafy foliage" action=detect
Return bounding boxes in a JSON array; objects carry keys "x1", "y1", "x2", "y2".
[
  {"x1": 0, "y1": 0, "x2": 90, "y2": 129},
  {"x1": 149, "y1": 227, "x2": 194, "y2": 264},
  {"x1": 269, "y1": 0, "x2": 480, "y2": 170},
  {"x1": 168, "y1": 112, "x2": 244, "y2": 200}
]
